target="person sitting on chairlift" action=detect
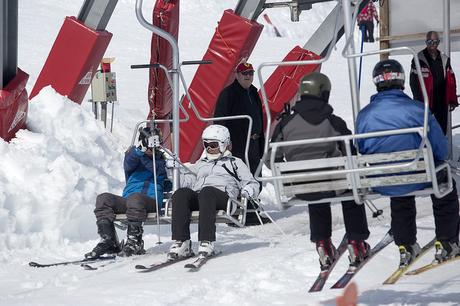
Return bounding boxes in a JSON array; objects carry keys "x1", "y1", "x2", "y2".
[
  {"x1": 356, "y1": 59, "x2": 460, "y2": 266},
  {"x1": 85, "y1": 126, "x2": 168, "y2": 259},
  {"x1": 167, "y1": 124, "x2": 260, "y2": 259},
  {"x1": 268, "y1": 72, "x2": 371, "y2": 272}
]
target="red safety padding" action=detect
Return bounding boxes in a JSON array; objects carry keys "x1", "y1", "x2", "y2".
[
  {"x1": 261, "y1": 45, "x2": 321, "y2": 127},
  {"x1": 168, "y1": 10, "x2": 262, "y2": 162},
  {"x1": 0, "y1": 68, "x2": 29, "y2": 141},
  {"x1": 147, "y1": 0, "x2": 179, "y2": 121},
  {"x1": 30, "y1": 17, "x2": 112, "y2": 104}
]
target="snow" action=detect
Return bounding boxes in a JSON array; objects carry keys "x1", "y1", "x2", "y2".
[{"x1": 1, "y1": 0, "x2": 460, "y2": 305}]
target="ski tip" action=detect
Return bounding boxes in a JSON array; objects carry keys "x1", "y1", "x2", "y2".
[
  {"x1": 135, "y1": 264, "x2": 148, "y2": 270},
  {"x1": 28, "y1": 262, "x2": 39, "y2": 267}
]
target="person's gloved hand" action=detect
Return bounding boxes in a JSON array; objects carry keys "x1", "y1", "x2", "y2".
[
  {"x1": 138, "y1": 141, "x2": 148, "y2": 152},
  {"x1": 241, "y1": 186, "x2": 253, "y2": 199},
  {"x1": 165, "y1": 156, "x2": 177, "y2": 169}
]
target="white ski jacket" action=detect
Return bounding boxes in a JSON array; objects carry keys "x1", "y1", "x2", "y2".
[{"x1": 179, "y1": 153, "x2": 259, "y2": 199}]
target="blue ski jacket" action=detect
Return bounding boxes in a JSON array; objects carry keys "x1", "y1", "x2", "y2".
[
  {"x1": 122, "y1": 147, "x2": 167, "y2": 206},
  {"x1": 356, "y1": 89, "x2": 447, "y2": 196}
]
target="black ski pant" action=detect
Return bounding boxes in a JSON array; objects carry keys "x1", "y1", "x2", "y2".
[
  {"x1": 94, "y1": 192, "x2": 157, "y2": 223},
  {"x1": 171, "y1": 187, "x2": 228, "y2": 242},
  {"x1": 390, "y1": 182, "x2": 460, "y2": 246},
  {"x1": 308, "y1": 200, "x2": 370, "y2": 242},
  {"x1": 359, "y1": 21, "x2": 375, "y2": 42},
  {"x1": 432, "y1": 99, "x2": 449, "y2": 135}
]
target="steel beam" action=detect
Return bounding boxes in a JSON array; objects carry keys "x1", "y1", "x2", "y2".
[{"x1": 77, "y1": 0, "x2": 118, "y2": 31}]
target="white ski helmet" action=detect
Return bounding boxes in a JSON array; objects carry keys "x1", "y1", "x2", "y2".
[{"x1": 202, "y1": 124, "x2": 231, "y2": 153}]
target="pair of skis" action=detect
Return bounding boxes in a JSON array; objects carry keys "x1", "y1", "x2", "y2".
[
  {"x1": 135, "y1": 251, "x2": 221, "y2": 273},
  {"x1": 384, "y1": 239, "x2": 460, "y2": 283},
  {"x1": 309, "y1": 230, "x2": 394, "y2": 292}
]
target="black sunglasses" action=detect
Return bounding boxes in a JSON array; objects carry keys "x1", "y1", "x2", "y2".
[
  {"x1": 426, "y1": 39, "x2": 440, "y2": 46},
  {"x1": 203, "y1": 141, "x2": 220, "y2": 149},
  {"x1": 240, "y1": 71, "x2": 254, "y2": 76}
]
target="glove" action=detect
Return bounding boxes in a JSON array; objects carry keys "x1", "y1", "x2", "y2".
[
  {"x1": 241, "y1": 186, "x2": 253, "y2": 199},
  {"x1": 165, "y1": 157, "x2": 177, "y2": 169}
]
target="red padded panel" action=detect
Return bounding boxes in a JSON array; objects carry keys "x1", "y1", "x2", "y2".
[
  {"x1": 168, "y1": 10, "x2": 263, "y2": 162},
  {"x1": 0, "y1": 69, "x2": 29, "y2": 141},
  {"x1": 147, "y1": 0, "x2": 180, "y2": 120},
  {"x1": 30, "y1": 17, "x2": 112, "y2": 104}
]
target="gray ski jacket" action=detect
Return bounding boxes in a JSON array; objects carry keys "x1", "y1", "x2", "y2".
[
  {"x1": 179, "y1": 152, "x2": 259, "y2": 199},
  {"x1": 268, "y1": 96, "x2": 352, "y2": 164}
]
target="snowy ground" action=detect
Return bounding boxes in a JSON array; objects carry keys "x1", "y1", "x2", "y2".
[{"x1": 1, "y1": 0, "x2": 460, "y2": 305}]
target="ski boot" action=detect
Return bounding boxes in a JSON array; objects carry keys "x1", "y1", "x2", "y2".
[
  {"x1": 347, "y1": 239, "x2": 370, "y2": 267},
  {"x1": 398, "y1": 242, "x2": 421, "y2": 267},
  {"x1": 85, "y1": 219, "x2": 121, "y2": 259},
  {"x1": 434, "y1": 240, "x2": 460, "y2": 262},
  {"x1": 316, "y1": 239, "x2": 337, "y2": 271},
  {"x1": 120, "y1": 221, "x2": 146, "y2": 257},
  {"x1": 198, "y1": 241, "x2": 215, "y2": 257},
  {"x1": 168, "y1": 240, "x2": 193, "y2": 260}
]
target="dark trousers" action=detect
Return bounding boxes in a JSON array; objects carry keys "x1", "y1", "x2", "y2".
[
  {"x1": 432, "y1": 101, "x2": 449, "y2": 135},
  {"x1": 359, "y1": 21, "x2": 375, "y2": 42},
  {"x1": 94, "y1": 192, "x2": 157, "y2": 222},
  {"x1": 390, "y1": 182, "x2": 460, "y2": 246},
  {"x1": 308, "y1": 200, "x2": 370, "y2": 242},
  {"x1": 171, "y1": 187, "x2": 228, "y2": 242}
]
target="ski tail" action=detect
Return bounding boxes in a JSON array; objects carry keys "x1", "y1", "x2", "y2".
[
  {"x1": 308, "y1": 233, "x2": 348, "y2": 292},
  {"x1": 331, "y1": 229, "x2": 394, "y2": 289}
]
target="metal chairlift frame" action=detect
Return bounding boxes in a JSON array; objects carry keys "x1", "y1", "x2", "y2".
[
  {"x1": 254, "y1": 0, "x2": 453, "y2": 207},
  {"x1": 114, "y1": 0, "x2": 276, "y2": 231}
]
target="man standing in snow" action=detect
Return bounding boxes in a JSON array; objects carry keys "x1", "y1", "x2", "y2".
[
  {"x1": 356, "y1": 59, "x2": 460, "y2": 267},
  {"x1": 167, "y1": 125, "x2": 260, "y2": 259},
  {"x1": 357, "y1": 0, "x2": 379, "y2": 43},
  {"x1": 214, "y1": 62, "x2": 268, "y2": 225},
  {"x1": 410, "y1": 31, "x2": 458, "y2": 135},
  {"x1": 268, "y1": 72, "x2": 370, "y2": 271},
  {"x1": 85, "y1": 126, "x2": 168, "y2": 259}
]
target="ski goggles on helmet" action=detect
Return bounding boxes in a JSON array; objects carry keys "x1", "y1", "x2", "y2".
[
  {"x1": 426, "y1": 39, "x2": 440, "y2": 46},
  {"x1": 203, "y1": 140, "x2": 220, "y2": 149}
]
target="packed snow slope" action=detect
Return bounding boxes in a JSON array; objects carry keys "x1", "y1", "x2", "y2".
[{"x1": 1, "y1": 0, "x2": 460, "y2": 305}]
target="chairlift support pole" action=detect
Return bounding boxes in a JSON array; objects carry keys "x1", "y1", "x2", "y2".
[
  {"x1": 135, "y1": 0, "x2": 180, "y2": 191},
  {"x1": 341, "y1": 0, "x2": 360, "y2": 125}
]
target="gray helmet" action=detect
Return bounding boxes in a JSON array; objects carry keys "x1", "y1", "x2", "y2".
[{"x1": 298, "y1": 72, "x2": 331, "y2": 101}]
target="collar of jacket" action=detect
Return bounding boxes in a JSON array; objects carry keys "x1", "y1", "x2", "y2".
[
  {"x1": 292, "y1": 96, "x2": 333, "y2": 125},
  {"x1": 370, "y1": 89, "x2": 410, "y2": 102},
  {"x1": 202, "y1": 150, "x2": 232, "y2": 162},
  {"x1": 232, "y1": 79, "x2": 256, "y2": 93}
]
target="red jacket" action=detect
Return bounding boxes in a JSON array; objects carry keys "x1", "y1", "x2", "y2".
[
  {"x1": 410, "y1": 49, "x2": 458, "y2": 108},
  {"x1": 357, "y1": 2, "x2": 378, "y2": 23}
]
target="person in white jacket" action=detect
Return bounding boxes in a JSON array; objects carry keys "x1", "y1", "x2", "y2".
[{"x1": 168, "y1": 125, "x2": 260, "y2": 258}]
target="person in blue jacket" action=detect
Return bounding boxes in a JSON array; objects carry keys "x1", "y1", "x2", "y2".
[
  {"x1": 356, "y1": 59, "x2": 460, "y2": 266},
  {"x1": 85, "y1": 126, "x2": 167, "y2": 259}
]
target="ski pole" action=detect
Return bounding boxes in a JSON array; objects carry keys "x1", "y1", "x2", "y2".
[
  {"x1": 358, "y1": 25, "x2": 365, "y2": 89},
  {"x1": 147, "y1": 123, "x2": 162, "y2": 245}
]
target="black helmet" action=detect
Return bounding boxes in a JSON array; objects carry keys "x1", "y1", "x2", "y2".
[
  {"x1": 138, "y1": 126, "x2": 151, "y2": 148},
  {"x1": 138, "y1": 125, "x2": 162, "y2": 148},
  {"x1": 372, "y1": 59, "x2": 405, "y2": 92},
  {"x1": 298, "y1": 72, "x2": 331, "y2": 101}
]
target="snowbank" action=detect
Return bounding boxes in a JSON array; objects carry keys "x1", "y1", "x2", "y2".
[{"x1": 0, "y1": 87, "x2": 126, "y2": 253}]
